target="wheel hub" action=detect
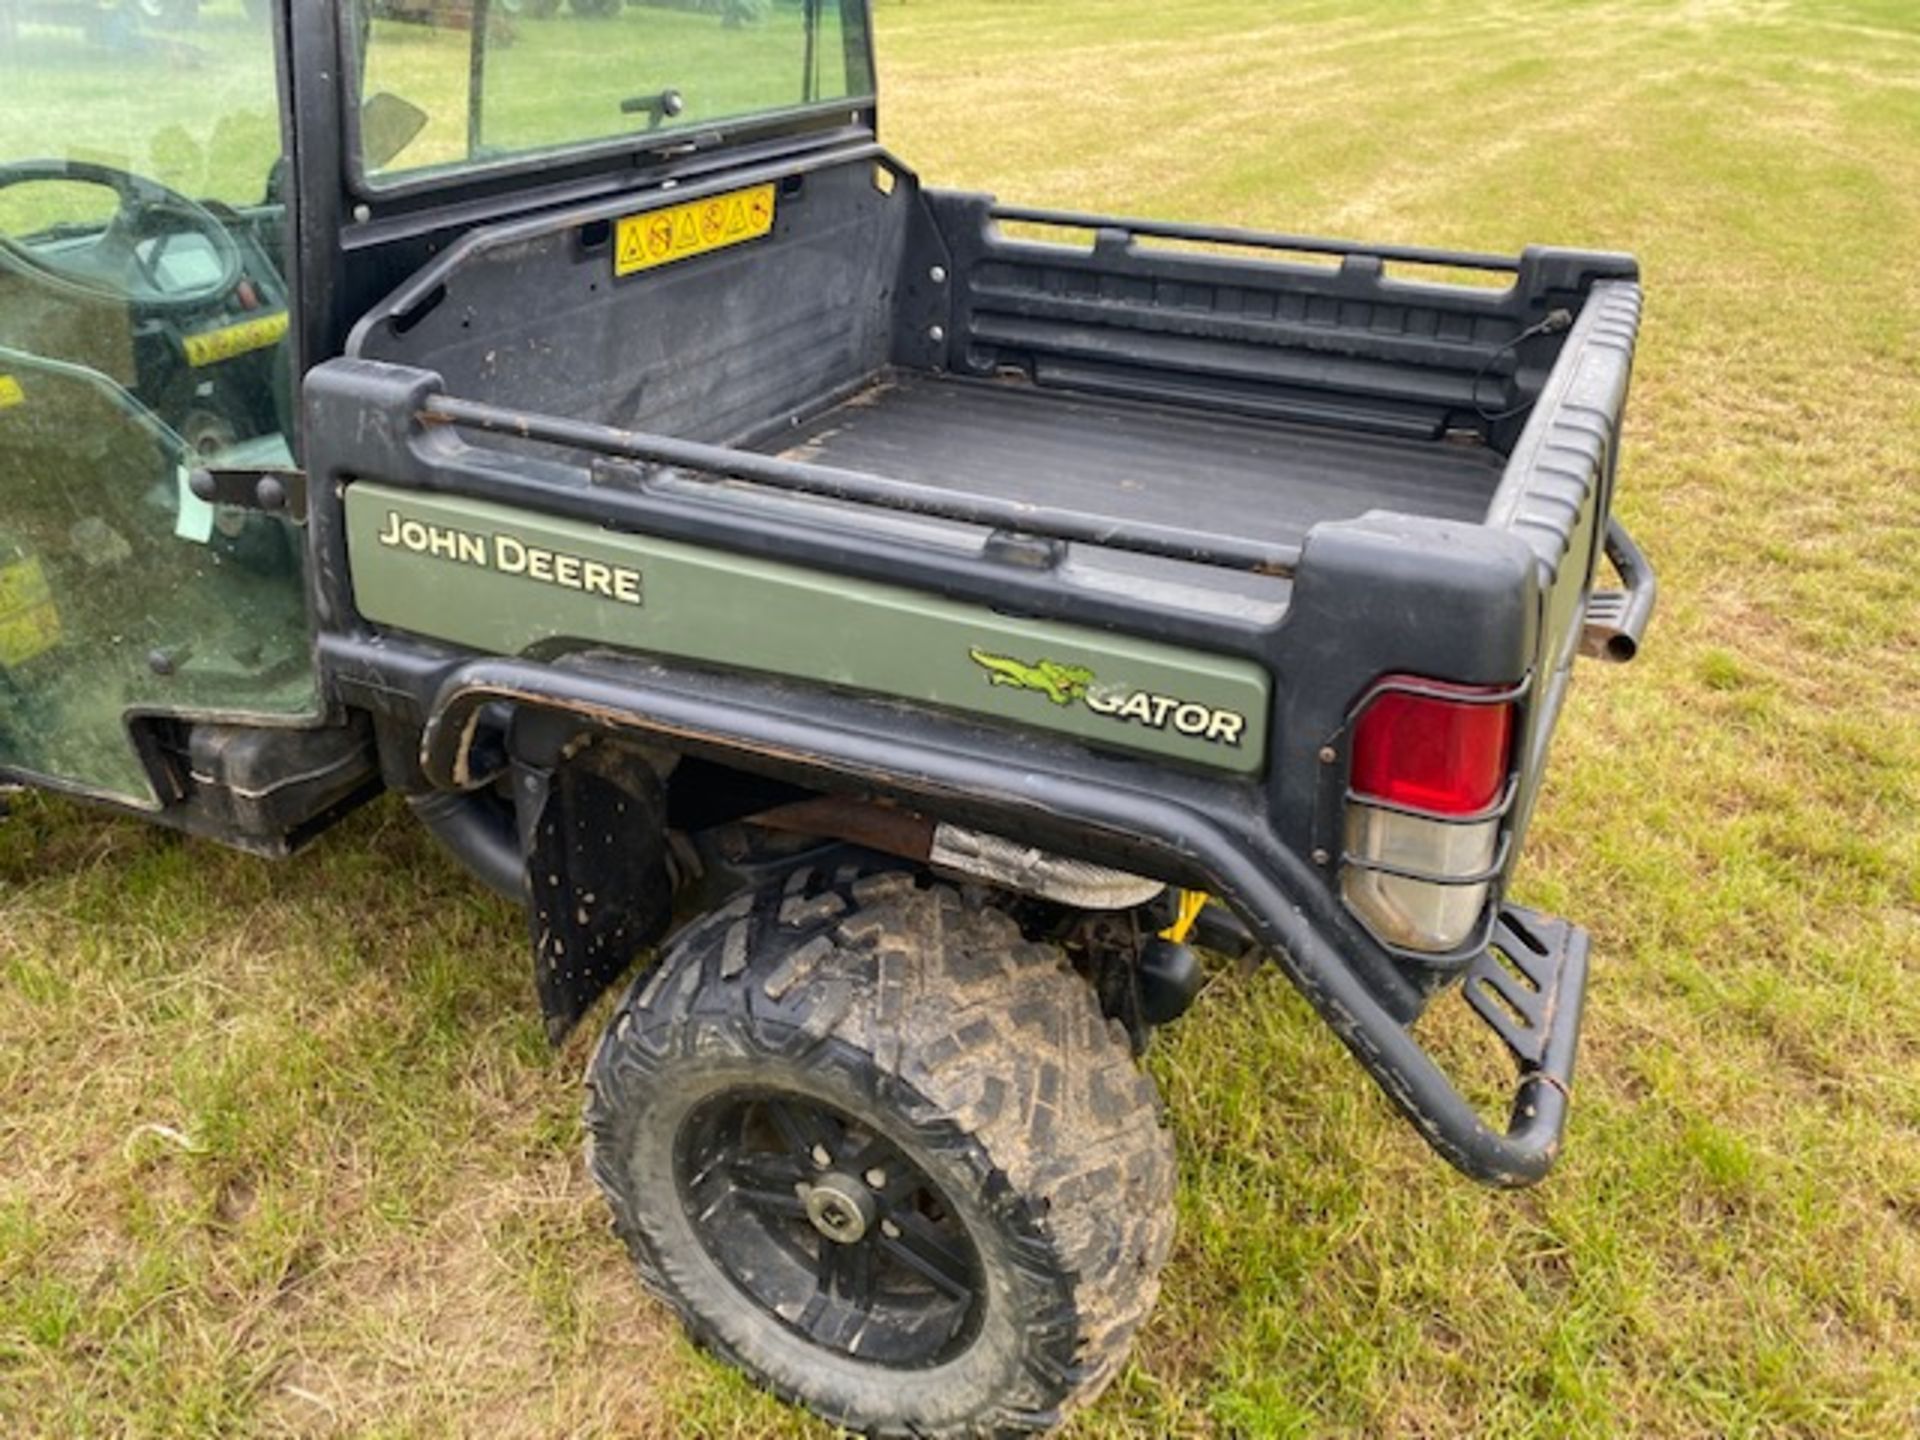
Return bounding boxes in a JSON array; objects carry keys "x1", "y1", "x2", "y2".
[
  {"x1": 676, "y1": 1090, "x2": 987, "y2": 1367},
  {"x1": 802, "y1": 1174, "x2": 876, "y2": 1244}
]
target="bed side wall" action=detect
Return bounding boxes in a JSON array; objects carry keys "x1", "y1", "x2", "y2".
[
  {"x1": 918, "y1": 194, "x2": 1634, "y2": 454},
  {"x1": 350, "y1": 157, "x2": 912, "y2": 445}
]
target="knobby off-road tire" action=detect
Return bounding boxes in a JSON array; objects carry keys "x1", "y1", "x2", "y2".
[{"x1": 585, "y1": 867, "x2": 1176, "y2": 1438}]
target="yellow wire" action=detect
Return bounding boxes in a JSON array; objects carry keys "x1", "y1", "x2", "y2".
[{"x1": 1161, "y1": 888, "x2": 1210, "y2": 945}]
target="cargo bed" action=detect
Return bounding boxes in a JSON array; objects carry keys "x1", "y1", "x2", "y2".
[
  {"x1": 758, "y1": 370, "x2": 1505, "y2": 551},
  {"x1": 348, "y1": 156, "x2": 1635, "y2": 587}
]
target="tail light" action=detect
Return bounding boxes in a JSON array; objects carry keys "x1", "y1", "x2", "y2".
[{"x1": 1340, "y1": 679, "x2": 1516, "y2": 954}]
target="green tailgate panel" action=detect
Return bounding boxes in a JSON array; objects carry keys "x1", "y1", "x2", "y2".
[{"x1": 345, "y1": 485, "x2": 1270, "y2": 772}]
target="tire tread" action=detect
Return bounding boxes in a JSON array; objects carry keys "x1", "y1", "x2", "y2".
[{"x1": 586, "y1": 867, "x2": 1175, "y2": 1438}]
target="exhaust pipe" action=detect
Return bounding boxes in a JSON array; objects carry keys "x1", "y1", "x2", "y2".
[{"x1": 749, "y1": 795, "x2": 1163, "y2": 910}]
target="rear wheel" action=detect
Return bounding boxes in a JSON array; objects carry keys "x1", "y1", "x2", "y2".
[{"x1": 586, "y1": 867, "x2": 1176, "y2": 1437}]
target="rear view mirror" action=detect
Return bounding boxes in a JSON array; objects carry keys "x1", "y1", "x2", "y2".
[{"x1": 361, "y1": 93, "x2": 429, "y2": 172}]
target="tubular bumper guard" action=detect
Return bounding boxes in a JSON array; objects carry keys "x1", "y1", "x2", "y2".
[
  {"x1": 411, "y1": 656, "x2": 1592, "y2": 1188},
  {"x1": 1459, "y1": 906, "x2": 1591, "y2": 1177}
]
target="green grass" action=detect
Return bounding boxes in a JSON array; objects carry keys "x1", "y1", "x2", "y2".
[{"x1": 5, "y1": 0, "x2": 1920, "y2": 1435}]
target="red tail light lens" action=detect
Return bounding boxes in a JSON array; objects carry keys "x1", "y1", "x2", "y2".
[{"x1": 1351, "y1": 682, "x2": 1514, "y2": 817}]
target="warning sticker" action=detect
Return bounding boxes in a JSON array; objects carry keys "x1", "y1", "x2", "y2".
[
  {"x1": 615, "y1": 183, "x2": 777, "y2": 277},
  {"x1": 182, "y1": 311, "x2": 290, "y2": 369},
  {"x1": 0, "y1": 554, "x2": 61, "y2": 668}
]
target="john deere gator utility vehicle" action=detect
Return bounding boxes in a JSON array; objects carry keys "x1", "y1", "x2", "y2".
[{"x1": 0, "y1": 2, "x2": 1655, "y2": 1432}]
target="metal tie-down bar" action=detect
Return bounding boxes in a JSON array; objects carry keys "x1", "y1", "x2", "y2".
[{"x1": 419, "y1": 395, "x2": 1304, "y2": 577}]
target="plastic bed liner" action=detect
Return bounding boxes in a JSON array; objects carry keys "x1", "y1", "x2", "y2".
[{"x1": 758, "y1": 370, "x2": 1507, "y2": 551}]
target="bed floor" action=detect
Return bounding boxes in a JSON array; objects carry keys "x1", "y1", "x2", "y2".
[{"x1": 760, "y1": 372, "x2": 1505, "y2": 552}]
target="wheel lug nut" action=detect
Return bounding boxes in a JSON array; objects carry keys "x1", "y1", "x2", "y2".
[
  {"x1": 811, "y1": 1144, "x2": 832, "y2": 1168},
  {"x1": 880, "y1": 1218, "x2": 901, "y2": 1240},
  {"x1": 865, "y1": 1168, "x2": 887, "y2": 1190}
]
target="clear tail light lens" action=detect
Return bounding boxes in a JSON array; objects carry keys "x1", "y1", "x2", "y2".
[
  {"x1": 1341, "y1": 680, "x2": 1517, "y2": 955},
  {"x1": 1341, "y1": 807, "x2": 1500, "y2": 953}
]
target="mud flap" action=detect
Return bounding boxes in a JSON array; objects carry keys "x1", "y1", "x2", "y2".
[{"x1": 517, "y1": 738, "x2": 673, "y2": 1043}]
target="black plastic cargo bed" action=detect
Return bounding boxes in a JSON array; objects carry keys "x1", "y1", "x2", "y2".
[
  {"x1": 346, "y1": 152, "x2": 1639, "y2": 586},
  {"x1": 760, "y1": 370, "x2": 1504, "y2": 551}
]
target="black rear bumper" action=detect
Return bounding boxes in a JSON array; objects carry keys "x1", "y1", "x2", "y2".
[{"x1": 387, "y1": 648, "x2": 1594, "y2": 1188}]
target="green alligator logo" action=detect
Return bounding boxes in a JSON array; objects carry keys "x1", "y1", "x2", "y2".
[
  {"x1": 968, "y1": 645, "x2": 1251, "y2": 749},
  {"x1": 969, "y1": 648, "x2": 1096, "y2": 706}
]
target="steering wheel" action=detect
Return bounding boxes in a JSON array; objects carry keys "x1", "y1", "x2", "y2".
[{"x1": 0, "y1": 159, "x2": 245, "y2": 313}]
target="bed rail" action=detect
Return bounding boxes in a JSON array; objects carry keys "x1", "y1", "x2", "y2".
[
  {"x1": 990, "y1": 204, "x2": 1525, "y2": 276},
  {"x1": 418, "y1": 393, "x2": 1304, "y2": 577}
]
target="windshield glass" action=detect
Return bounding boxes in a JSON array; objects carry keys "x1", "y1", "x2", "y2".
[
  {"x1": 0, "y1": 6, "x2": 294, "y2": 465},
  {"x1": 353, "y1": 1, "x2": 876, "y2": 187}
]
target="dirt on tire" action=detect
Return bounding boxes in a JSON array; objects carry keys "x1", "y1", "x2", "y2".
[{"x1": 585, "y1": 863, "x2": 1177, "y2": 1437}]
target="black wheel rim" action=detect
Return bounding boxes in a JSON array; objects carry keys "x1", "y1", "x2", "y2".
[{"x1": 675, "y1": 1089, "x2": 987, "y2": 1368}]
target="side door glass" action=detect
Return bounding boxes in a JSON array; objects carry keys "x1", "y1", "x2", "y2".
[{"x1": 0, "y1": 5, "x2": 315, "y2": 806}]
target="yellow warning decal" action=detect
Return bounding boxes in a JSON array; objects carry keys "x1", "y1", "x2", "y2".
[
  {"x1": 0, "y1": 554, "x2": 61, "y2": 668},
  {"x1": 0, "y1": 374, "x2": 23, "y2": 410},
  {"x1": 182, "y1": 311, "x2": 290, "y2": 369},
  {"x1": 615, "y1": 183, "x2": 777, "y2": 277}
]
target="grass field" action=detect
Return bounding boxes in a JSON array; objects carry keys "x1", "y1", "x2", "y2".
[{"x1": 4, "y1": 0, "x2": 1920, "y2": 1435}]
